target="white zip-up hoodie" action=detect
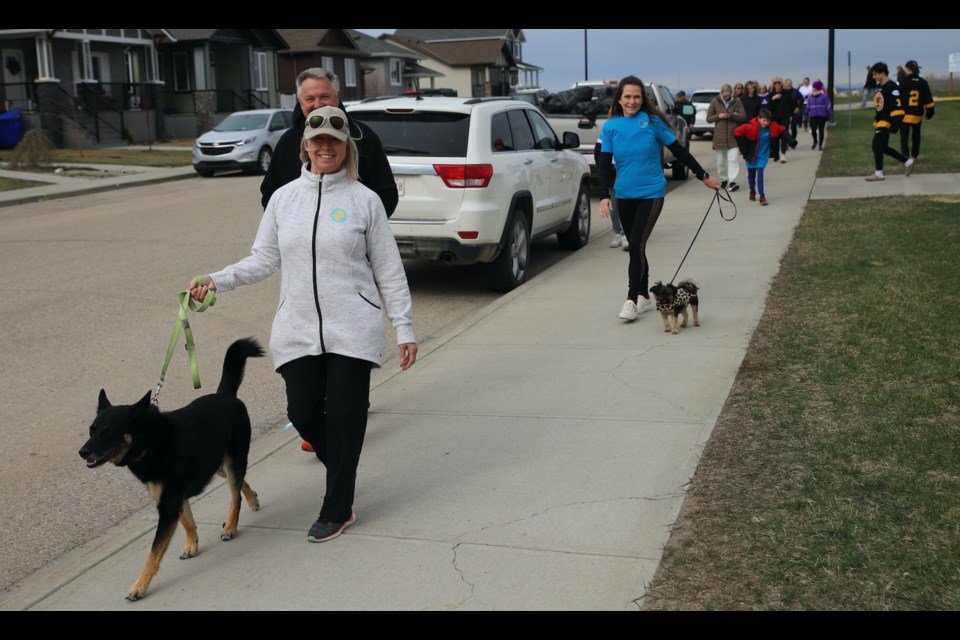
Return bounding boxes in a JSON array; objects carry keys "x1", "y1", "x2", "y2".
[{"x1": 210, "y1": 165, "x2": 414, "y2": 370}]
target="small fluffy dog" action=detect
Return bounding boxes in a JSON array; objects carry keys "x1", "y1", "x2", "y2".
[
  {"x1": 79, "y1": 338, "x2": 264, "y2": 601},
  {"x1": 649, "y1": 279, "x2": 700, "y2": 335}
]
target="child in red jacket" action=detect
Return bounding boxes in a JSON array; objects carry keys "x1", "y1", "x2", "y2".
[{"x1": 734, "y1": 109, "x2": 797, "y2": 205}]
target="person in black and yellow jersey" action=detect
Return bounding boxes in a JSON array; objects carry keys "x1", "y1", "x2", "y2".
[
  {"x1": 865, "y1": 62, "x2": 914, "y2": 182},
  {"x1": 899, "y1": 60, "x2": 935, "y2": 163}
]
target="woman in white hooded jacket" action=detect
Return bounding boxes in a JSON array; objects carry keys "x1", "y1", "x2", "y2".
[{"x1": 190, "y1": 106, "x2": 416, "y2": 543}]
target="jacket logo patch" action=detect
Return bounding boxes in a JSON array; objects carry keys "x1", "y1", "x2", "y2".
[{"x1": 331, "y1": 208, "x2": 348, "y2": 223}]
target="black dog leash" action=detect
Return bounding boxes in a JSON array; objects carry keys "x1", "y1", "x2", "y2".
[{"x1": 668, "y1": 188, "x2": 737, "y2": 285}]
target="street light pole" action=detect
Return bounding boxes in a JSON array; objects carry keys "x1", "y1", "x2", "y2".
[
  {"x1": 827, "y1": 29, "x2": 835, "y2": 116},
  {"x1": 584, "y1": 29, "x2": 589, "y2": 82}
]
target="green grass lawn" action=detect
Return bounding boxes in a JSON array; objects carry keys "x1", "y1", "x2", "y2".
[
  {"x1": 643, "y1": 99, "x2": 960, "y2": 610},
  {"x1": 0, "y1": 176, "x2": 47, "y2": 192},
  {"x1": 0, "y1": 147, "x2": 191, "y2": 168},
  {"x1": 819, "y1": 99, "x2": 958, "y2": 177}
]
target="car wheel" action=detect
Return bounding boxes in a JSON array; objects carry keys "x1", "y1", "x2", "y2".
[
  {"x1": 557, "y1": 182, "x2": 591, "y2": 249},
  {"x1": 672, "y1": 142, "x2": 689, "y2": 180},
  {"x1": 195, "y1": 168, "x2": 214, "y2": 177},
  {"x1": 256, "y1": 147, "x2": 272, "y2": 175},
  {"x1": 488, "y1": 210, "x2": 530, "y2": 292}
]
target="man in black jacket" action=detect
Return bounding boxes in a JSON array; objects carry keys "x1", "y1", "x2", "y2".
[
  {"x1": 899, "y1": 60, "x2": 936, "y2": 162},
  {"x1": 865, "y1": 62, "x2": 913, "y2": 181},
  {"x1": 259, "y1": 68, "x2": 398, "y2": 216}
]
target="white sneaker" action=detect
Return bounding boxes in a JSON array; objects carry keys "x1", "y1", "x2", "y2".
[
  {"x1": 618, "y1": 300, "x2": 638, "y2": 321},
  {"x1": 621, "y1": 236, "x2": 630, "y2": 251},
  {"x1": 609, "y1": 233, "x2": 624, "y2": 248},
  {"x1": 637, "y1": 297, "x2": 655, "y2": 314}
]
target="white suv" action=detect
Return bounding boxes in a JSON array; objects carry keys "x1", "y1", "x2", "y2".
[
  {"x1": 348, "y1": 97, "x2": 592, "y2": 291},
  {"x1": 690, "y1": 89, "x2": 720, "y2": 138}
]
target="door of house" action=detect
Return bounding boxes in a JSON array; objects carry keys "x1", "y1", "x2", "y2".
[{"x1": 2, "y1": 49, "x2": 27, "y2": 110}]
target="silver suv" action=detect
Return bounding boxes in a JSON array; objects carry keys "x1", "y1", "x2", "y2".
[
  {"x1": 348, "y1": 97, "x2": 592, "y2": 291},
  {"x1": 192, "y1": 108, "x2": 292, "y2": 177}
]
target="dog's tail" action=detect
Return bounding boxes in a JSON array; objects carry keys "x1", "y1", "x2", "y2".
[
  {"x1": 677, "y1": 278, "x2": 699, "y2": 294},
  {"x1": 217, "y1": 338, "x2": 265, "y2": 397}
]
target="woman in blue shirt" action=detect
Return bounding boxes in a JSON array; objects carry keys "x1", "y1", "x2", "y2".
[{"x1": 597, "y1": 76, "x2": 720, "y2": 321}]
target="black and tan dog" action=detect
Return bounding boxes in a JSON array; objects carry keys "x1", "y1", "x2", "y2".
[
  {"x1": 79, "y1": 338, "x2": 264, "y2": 601},
  {"x1": 649, "y1": 279, "x2": 700, "y2": 335}
]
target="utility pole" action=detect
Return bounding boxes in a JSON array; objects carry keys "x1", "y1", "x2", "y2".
[
  {"x1": 827, "y1": 29, "x2": 835, "y2": 116},
  {"x1": 584, "y1": 30, "x2": 589, "y2": 82}
]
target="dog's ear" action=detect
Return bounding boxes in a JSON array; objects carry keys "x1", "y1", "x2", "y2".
[
  {"x1": 98, "y1": 388, "x2": 111, "y2": 411},
  {"x1": 131, "y1": 391, "x2": 153, "y2": 420}
]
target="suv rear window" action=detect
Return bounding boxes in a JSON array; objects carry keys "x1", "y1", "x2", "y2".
[
  {"x1": 691, "y1": 91, "x2": 719, "y2": 104},
  {"x1": 349, "y1": 111, "x2": 470, "y2": 157}
]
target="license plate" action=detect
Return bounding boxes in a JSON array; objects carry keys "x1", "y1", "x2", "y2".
[{"x1": 396, "y1": 178, "x2": 404, "y2": 197}]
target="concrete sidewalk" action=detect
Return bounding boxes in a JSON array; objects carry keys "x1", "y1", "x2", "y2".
[{"x1": 3, "y1": 153, "x2": 959, "y2": 610}]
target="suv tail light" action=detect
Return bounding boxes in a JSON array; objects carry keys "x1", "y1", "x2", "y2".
[{"x1": 434, "y1": 164, "x2": 493, "y2": 188}]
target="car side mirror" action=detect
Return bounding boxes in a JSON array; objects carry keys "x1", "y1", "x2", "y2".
[{"x1": 561, "y1": 131, "x2": 580, "y2": 149}]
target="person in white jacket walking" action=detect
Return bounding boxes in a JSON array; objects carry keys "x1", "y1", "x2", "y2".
[{"x1": 190, "y1": 106, "x2": 417, "y2": 543}]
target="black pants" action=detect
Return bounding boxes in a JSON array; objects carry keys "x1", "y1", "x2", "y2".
[
  {"x1": 899, "y1": 122, "x2": 922, "y2": 159},
  {"x1": 810, "y1": 116, "x2": 827, "y2": 147},
  {"x1": 873, "y1": 128, "x2": 907, "y2": 171},
  {"x1": 617, "y1": 197, "x2": 665, "y2": 300},
  {"x1": 778, "y1": 117, "x2": 792, "y2": 155},
  {"x1": 279, "y1": 353, "x2": 372, "y2": 523}
]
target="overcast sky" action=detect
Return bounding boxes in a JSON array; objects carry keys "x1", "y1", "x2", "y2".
[{"x1": 357, "y1": 29, "x2": 959, "y2": 94}]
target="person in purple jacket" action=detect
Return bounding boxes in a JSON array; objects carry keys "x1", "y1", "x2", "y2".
[{"x1": 804, "y1": 80, "x2": 833, "y2": 151}]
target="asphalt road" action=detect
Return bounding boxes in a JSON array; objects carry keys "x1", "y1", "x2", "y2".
[{"x1": 0, "y1": 140, "x2": 716, "y2": 592}]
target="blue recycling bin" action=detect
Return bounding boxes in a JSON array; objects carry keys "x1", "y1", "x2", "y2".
[{"x1": 0, "y1": 110, "x2": 25, "y2": 149}]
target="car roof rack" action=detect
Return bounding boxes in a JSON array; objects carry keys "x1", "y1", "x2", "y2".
[{"x1": 462, "y1": 97, "x2": 516, "y2": 105}]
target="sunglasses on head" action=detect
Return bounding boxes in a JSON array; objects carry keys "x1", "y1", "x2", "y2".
[{"x1": 308, "y1": 114, "x2": 346, "y2": 131}]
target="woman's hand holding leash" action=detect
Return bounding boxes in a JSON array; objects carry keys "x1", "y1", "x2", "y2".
[
  {"x1": 189, "y1": 275, "x2": 217, "y2": 303},
  {"x1": 703, "y1": 175, "x2": 721, "y2": 190},
  {"x1": 399, "y1": 343, "x2": 418, "y2": 371}
]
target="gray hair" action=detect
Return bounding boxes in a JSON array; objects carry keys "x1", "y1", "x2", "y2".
[
  {"x1": 296, "y1": 67, "x2": 341, "y2": 96},
  {"x1": 721, "y1": 83, "x2": 733, "y2": 94}
]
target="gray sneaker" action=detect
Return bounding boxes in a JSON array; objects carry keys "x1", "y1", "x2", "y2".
[
  {"x1": 619, "y1": 300, "x2": 638, "y2": 321},
  {"x1": 609, "y1": 233, "x2": 624, "y2": 248},
  {"x1": 864, "y1": 175, "x2": 885, "y2": 182},
  {"x1": 307, "y1": 512, "x2": 356, "y2": 543}
]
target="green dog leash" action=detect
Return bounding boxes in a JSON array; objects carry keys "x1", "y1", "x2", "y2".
[{"x1": 153, "y1": 276, "x2": 216, "y2": 405}]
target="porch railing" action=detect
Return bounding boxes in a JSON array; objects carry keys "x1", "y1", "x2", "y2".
[
  {"x1": 76, "y1": 83, "x2": 124, "y2": 139},
  {"x1": 0, "y1": 82, "x2": 39, "y2": 112},
  {"x1": 216, "y1": 89, "x2": 270, "y2": 113}
]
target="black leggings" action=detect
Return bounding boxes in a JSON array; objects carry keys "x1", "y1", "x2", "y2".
[
  {"x1": 810, "y1": 116, "x2": 827, "y2": 147},
  {"x1": 873, "y1": 128, "x2": 907, "y2": 171},
  {"x1": 279, "y1": 353, "x2": 372, "y2": 523},
  {"x1": 899, "y1": 122, "x2": 922, "y2": 159},
  {"x1": 617, "y1": 197, "x2": 665, "y2": 300}
]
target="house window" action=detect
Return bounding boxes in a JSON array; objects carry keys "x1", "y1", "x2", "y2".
[
  {"x1": 513, "y1": 41, "x2": 521, "y2": 60},
  {"x1": 173, "y1": 51, "x2": 190, "y2": 92},
  {"x1": 253, "y1": 51, "x2": 268, "y2": 91},
  {"x1": 390, "y1": 58, "x2": 402, "y2": 86},
  {"x1": 344, "y1": 58, "x2": 356, "y2": 87},
  {"x1": 322, "y1": 56, "x2": 334, "y2": 74}
]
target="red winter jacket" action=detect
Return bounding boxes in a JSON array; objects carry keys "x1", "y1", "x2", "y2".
[{"x1": 734, "y1": 118, "x2": 796, "y2": 163}]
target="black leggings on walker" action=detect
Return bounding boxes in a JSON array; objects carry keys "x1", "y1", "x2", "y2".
[
  {"x1": 616, "y1": 197, "x2": 665, "y2": 300},
  {"x1": 279, "y1": 353, "x2": 372, "y2": 524}
]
